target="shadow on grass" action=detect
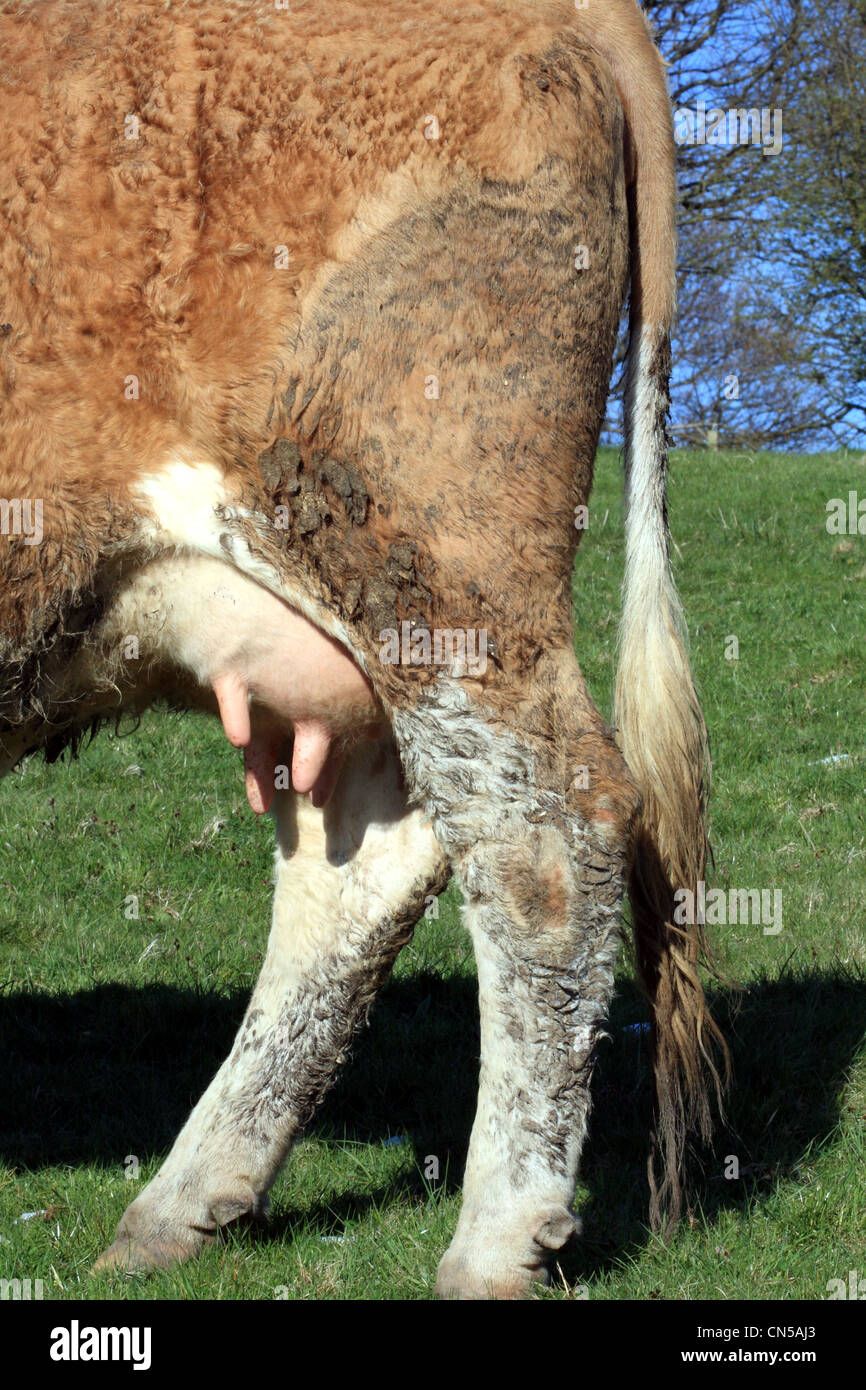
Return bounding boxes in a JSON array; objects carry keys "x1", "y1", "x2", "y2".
[
  {"x1": 1, "y1": 965, "x2": 864, "y2": 1273},
  {"x1": 565, "y1": 965, "x2": 866, "y2": 1283}
]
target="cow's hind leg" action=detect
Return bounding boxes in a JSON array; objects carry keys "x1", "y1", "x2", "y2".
[
  {"x1": 395, "y1": 650, "x2": 640, "y2": 1299},
  {"x1": 95, "y1": 736, "x2": 447, "y2": 1273}
]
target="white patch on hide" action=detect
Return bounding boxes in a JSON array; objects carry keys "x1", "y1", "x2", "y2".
[{"x1": 133, "y1": 453, "x2": 353, "y2": 651}]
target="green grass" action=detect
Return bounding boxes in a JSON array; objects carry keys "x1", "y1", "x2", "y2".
[{"x1": 1, "y1": 446, "x2": 865, "y2": 1300}]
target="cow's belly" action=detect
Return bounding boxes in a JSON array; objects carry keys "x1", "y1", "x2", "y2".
[{"x1": 66, "y1": 554, "x2": 382, "y2": 810}]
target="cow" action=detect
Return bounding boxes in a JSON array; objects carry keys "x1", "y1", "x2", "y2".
[{"x1": 0, "y1": 0, "x2": 727, "y2": 1298}]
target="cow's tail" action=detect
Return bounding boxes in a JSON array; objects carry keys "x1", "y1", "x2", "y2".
[{"x1": 602, "y1": 10, "x2": 731, "y2": 1232}]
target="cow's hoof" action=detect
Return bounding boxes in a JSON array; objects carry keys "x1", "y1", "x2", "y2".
[
  {"x1": 92, "y1": 1182, "x2": 265, "y2": 1275},
  {"x1": 435, "y1": 1254, "x2": 546, "y2": 1300},
  {"x1": 92, "y1": 1232, "x2": 198, "y2": 1275},
  {"x1": 435, "y1": 1205, "x2": 577, "y2": 1300}
]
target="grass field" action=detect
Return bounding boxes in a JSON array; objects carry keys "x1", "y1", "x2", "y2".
[{"x1": 1, "y1": 445, "x2": 865, "y2": 1301}]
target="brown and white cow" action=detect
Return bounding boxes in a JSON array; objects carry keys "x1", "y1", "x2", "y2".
[{"x1": 0, "y1": 0, "x2": 726, "y2": 1297}]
